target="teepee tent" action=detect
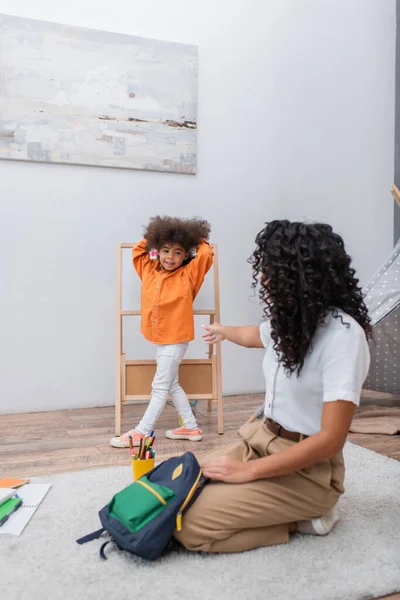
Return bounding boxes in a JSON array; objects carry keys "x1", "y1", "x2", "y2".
[{"x1": 363, "y1": 185, "x2": 400, "y2": 394}]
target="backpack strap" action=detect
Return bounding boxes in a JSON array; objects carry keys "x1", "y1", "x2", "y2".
[
  {"x1": 76, "y1": 527, "x2": 105, "y2": 545},
  {"x1": 99, "y1": 540, "x2": 115, "y2": 560}
]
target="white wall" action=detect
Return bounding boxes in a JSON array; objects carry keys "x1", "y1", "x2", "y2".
[{"x1": 0, "y1": 0, "x2": 395, "y2": 413}]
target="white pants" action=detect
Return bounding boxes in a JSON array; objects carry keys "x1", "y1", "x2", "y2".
[{"x1": 136, "y1": 343, "x2": 198, "y2": 435}]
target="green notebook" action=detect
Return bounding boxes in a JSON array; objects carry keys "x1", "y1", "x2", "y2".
[{"x1": 0, "y1": 497, "x2": 22, "y2": 526}]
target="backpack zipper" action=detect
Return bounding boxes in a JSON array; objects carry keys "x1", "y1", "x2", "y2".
[
  {"x1": 136, "y1": 479, "x2": 167, "y2": 505},
  {"x1": 175, "y1": 469, "x2": 202, "y2": 531}
]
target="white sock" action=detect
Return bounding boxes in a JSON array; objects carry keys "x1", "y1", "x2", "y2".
[{"x1": 297, "y1": 504, "x2": 340, "y2": 536}]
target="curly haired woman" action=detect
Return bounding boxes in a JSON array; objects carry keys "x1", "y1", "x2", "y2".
[
  {"x1": 111, "y1": 216, "x2": 213, "y2": 448},
  {"x1": 174, "y1": 220, "x2": 371, "y2": 552}
]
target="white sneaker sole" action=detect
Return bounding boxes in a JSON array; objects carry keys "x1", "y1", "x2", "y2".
[
  {"x1": 165, "y1": 431, "x2": 203, "y2": 441},
  {"x1": 109, "y1": 436, "x2": 142, "y2": 448}
]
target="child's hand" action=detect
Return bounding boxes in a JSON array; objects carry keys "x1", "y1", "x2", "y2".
[{"x1": 202, "y1": 323, "x2": 226, "y2": 344}]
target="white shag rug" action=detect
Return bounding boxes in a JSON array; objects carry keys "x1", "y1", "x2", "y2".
[{"x1": 0, "y1": 443, "x2": 399, "y2": 600}]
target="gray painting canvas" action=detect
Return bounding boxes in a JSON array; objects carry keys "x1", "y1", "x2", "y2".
[{"x1": 0, "y1": 15, "x2": 197, "y2": 173}]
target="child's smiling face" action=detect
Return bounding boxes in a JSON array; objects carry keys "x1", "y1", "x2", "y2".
[{"x1": 159, "y1": 243, "x2": 188, "y2": 271}]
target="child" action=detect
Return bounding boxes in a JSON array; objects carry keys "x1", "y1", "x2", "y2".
[{"x1": 110, "y1": 216, "x2": 213, "y2": 448}]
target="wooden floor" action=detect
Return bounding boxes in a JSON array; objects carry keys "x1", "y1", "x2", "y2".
[
  {"x1": 0, "y1": 393, "x2": 399, "y2": 478},
  {"x1": 0, "y1": 394, "x2": 262, "y2": 478},
  {"x1": 0, "y1": 394, "x2": 399, "y2": 599}
]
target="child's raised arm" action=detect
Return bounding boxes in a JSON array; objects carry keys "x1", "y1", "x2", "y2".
[
  {"x1": 186, "y1": 240, "x2": 214, "y2": 298},
  {"x1": 132, "y1": 238, "x2": 152, "y2": 281}
]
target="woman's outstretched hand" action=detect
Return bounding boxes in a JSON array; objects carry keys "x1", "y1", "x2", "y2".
[
  {"x1": 202, "y1": 323, "x2": 225, "y2": 345},
  {"x1": 201, "y1": 456, "x2": 255, "y2": 483}
]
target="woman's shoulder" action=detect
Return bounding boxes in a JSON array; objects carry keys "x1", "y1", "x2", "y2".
[
  {"x1": 319, "y1": 309, "x2": 371, "y2": 385},
  {"x1": 321, "y1": 309, "x2": 368, "y2": 342}
]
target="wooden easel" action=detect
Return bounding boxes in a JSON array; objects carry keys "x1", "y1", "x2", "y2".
[
  {"x1": 115, "y1": 243, "x2": 223, "y2": 437},
  {"x1": 392, "y1": 184, "x2": 400, "y2": 207}
]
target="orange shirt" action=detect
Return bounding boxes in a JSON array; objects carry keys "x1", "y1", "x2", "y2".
[{"x1": 133, "y1": 239, "x2": 214, "y2": 344}]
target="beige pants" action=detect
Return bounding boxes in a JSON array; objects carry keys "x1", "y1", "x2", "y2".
[{"x1": 174, "y1": 419, "x2": 345, "y2": 553}]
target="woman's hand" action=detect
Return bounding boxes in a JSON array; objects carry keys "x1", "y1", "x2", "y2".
[
  {"x1": 202, "y1": 323, "x2": 226, "y2": 345},
  {"x1": 201, "y1": 456, "x2": 255, "y2": 483}
]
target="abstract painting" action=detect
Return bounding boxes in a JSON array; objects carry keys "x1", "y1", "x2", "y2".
[{"x1": 0, "y1": 15, "x2": 198, "y2": 173}]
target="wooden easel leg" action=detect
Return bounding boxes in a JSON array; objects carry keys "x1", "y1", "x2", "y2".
[
  {"x1": 115, "y1": 353, "x2": 122, "y2": 437},
  {"x1": 392, "y1": 184, "x2": 400, "y2": 207},
  {"x1": 115, "y1": 353, "x2": 127, "y2": 437},
  {"x1": 208, "y1": 314, "x2": 215, "y2": 413},
  {"x1": 216, "y1": 343, "x2": 224, "y2": 434},
  {"x1": 210, "y1": 244, "x2": 223, "y2": 433},
  {"x1": 217, "y1": 396, "x2": 224, "y2": 434},
  {"x1": 117, "y1": 353, "x2": 127, "y2": 436},
  {"x1": 115, "y1": 243, "x2": 122, "y2": 437}
]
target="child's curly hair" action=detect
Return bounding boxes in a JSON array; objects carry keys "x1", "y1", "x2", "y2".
[{"x1": 144, "y1": 216, "x2": 211, "y2": 256}]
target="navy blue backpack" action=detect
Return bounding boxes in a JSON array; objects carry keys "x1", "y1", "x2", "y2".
[{"x1": 77, "y1": 452, "x2": 206, "y2": 561}]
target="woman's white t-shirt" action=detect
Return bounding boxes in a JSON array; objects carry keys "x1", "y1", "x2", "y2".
[{"x1": 259, "y1": 309, "x2": 371, "y2": 436}]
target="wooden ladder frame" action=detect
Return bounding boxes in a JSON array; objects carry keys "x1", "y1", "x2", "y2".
[{"x1": 115, "y1": 243, "x2": 223, "y2": 436}]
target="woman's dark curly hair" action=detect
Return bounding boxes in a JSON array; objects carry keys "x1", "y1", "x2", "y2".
[
  {"x1": 249, "y1": 220, "x2": 372, "y2": 375},
  {"x1": 144, "y1": 216, "x2": 210, "y2": 263}
]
